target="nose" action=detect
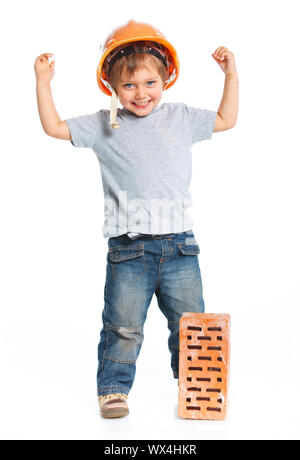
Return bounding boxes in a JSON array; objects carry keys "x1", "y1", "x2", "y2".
[{"x1": 136, "y1": 85, "x2": 146, "y2": 99}]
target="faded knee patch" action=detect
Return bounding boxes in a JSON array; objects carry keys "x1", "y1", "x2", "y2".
[{"x1": 103, "y1": 325, "x2": 144, "y2": 363}]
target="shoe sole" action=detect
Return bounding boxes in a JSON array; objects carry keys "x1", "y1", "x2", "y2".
[{"x1": 101, "y1": 407, "x2": 129, "y2": 418}]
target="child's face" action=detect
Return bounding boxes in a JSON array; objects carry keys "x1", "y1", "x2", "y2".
[{"x1": 116, "y1": 62, "x2": 164, "y2": 117}]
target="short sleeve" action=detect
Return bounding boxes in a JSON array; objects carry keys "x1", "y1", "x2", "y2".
[
  {"x1": 65, "y1": 112, "x2": 100, "y2": 150},
  {"x1": 184, "y1": 104, "x2": 217, "y2": 144}
]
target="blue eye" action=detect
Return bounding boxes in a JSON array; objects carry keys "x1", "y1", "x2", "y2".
[{"x1": 123, "y1": 80, "x2": 157, "y2": 88}]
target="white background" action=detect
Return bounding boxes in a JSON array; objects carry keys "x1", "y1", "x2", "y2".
[{"x1": 1, "y1": 0, "x2": 300, "y2": 440}]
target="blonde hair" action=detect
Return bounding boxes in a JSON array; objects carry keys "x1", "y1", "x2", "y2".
[{"x1": 108, "y1": 53, "x2": 167, "y2": 94}]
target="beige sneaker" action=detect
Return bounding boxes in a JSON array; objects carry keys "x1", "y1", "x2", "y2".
[{"x1": 98, "y1": 393, "x2": 129, "y2": 418}]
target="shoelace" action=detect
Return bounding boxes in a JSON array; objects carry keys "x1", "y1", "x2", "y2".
[{"x1": 99, "y1": 393, "x2": 128, "y2": 404}]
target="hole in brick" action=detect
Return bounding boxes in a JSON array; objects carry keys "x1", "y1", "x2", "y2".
[
  {"x1": 187, "y1": 356, "x2": 192, "y2": 361},
  {"x1": 179, "y1": 314, "x2": 230, "y2": 420},
  {"x1": 187, "y1": 387, "x2": 202, "y2": 392}
]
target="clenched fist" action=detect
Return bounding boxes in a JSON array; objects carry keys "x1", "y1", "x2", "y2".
[
  {"x1": 34, "y1": 53, "x2": 55, "y2": 84},
  {"x1": 212, "y1": 47, "x2": 237, "y2": 77}
]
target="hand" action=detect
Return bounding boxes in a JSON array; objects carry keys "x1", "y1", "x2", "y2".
[
  {"x1": 34, "y1": 53, "x2": 55, "y2": 84},
  {"x1": 212, "y1": 47, "x2": 237, "y2": 77}
]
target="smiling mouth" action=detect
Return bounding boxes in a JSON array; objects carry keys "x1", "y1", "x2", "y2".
[{"x1": 132, "y1": 100, "x2": 151, "y2": 108}]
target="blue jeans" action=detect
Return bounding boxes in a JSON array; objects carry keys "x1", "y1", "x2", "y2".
[{"x1": 97, "y1": 230, "x2": 205, "y2": 397}]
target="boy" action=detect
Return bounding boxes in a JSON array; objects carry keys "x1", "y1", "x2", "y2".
[{"x1": 34, "y1": 20, "x2": 238, "y2": 419}]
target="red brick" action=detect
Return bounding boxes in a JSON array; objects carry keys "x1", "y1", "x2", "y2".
[{"x1": 178, "y1": 313, "x2": 230, "y2": 420}]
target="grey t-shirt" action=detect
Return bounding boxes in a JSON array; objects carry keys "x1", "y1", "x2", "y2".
[{"x1": 66, "y1": 103, "x2": 216, "y2": 239}]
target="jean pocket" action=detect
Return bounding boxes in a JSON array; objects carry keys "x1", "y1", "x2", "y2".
[
  {"x1": 178, "y1": 244, "x2": 200, "y2": 255},
  {"x1": 177, "y1": 230, "x2": 200, "y2": 256},
  {"x1": 177, "y1": 233, "x2": 200, "y2": 255},
  {"x1": 108, "y1": 244, "x2": 146, "y2": 284}
]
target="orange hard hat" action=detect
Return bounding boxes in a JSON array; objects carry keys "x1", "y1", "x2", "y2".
[{"x1": 97, "y1": 20, "x2": 180, "y2": 96}]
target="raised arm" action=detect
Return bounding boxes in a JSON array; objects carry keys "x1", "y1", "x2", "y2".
[
  {"x1": 212, "y1": 46, "x2": 239, "y2": 132},
  {"x1": 34, "y1": 53, "x2": 71, "y2": 140}
]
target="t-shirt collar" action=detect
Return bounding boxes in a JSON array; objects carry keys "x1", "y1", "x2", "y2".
[{"x1": 121, "y1": 104, "x2": 161, "y2": 117}]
